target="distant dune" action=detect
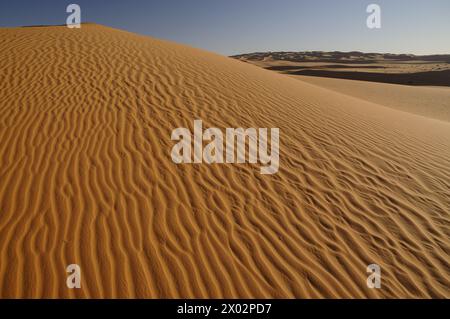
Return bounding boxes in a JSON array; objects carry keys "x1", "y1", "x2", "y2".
[
  {"x1": 0, "y1": 25, "x2": 449, "y2": 298},
  {"x1": 233, "y1": 51, "x2": 450, "y2": 87}
]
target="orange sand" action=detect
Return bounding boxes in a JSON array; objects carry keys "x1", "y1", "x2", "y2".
[{"x1": 0, "y1": 25, "x2": 449, "y2": 298}]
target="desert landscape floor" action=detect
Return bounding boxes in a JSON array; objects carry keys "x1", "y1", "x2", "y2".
[{"x1": 0, "y1": 25, "x2": 449, "y2": 298}]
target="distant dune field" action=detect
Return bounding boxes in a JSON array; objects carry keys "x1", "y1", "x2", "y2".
[
  {"x1": 0, "y1": 25, "x2": 449, "y2": 298},
  {"x1": 233, "y1": 51, "x2": 450, "y2": 87}
]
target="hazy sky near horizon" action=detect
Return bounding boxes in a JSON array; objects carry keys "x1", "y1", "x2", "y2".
[{"x1": 1, "y1": 0, "x2": 449, "y2": 55}]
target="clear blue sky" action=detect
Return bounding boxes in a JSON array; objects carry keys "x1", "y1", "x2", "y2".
[{"x1": 1, "y1": 0, "x2": 449, "y2": 55}]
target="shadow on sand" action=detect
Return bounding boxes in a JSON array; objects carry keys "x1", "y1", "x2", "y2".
[{"x1": 271, "y1": 68, "x2": 450, "y2": 87}]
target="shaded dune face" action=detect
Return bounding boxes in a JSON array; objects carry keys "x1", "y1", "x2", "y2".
[{"x1": 0, "y1": 25, "x2": 449, "y2": 298}]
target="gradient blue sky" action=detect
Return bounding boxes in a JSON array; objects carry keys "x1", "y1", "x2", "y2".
[{"x1": 1, "y1": 0, "x2": 449, "y2": 55}]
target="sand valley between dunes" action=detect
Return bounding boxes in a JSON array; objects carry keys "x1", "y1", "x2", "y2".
[{"x1": 0, "y1": 25, "x2": 449, "y2": 298}]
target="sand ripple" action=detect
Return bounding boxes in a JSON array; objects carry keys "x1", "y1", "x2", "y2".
[{"x1": 0, "y1": 25, "x2": 449, "y2": 298}]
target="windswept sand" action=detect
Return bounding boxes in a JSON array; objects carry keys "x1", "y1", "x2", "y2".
[{"x1": 0, "y1": 25, "x2": 449, "y2": 298}]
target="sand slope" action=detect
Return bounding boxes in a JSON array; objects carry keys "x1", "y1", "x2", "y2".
[
  {"x1": 294, "y1": 76, "x2": 450, "y2": 122},
  {"x1": 0, "y1": 25, "x2": 449, "y2": 298}
]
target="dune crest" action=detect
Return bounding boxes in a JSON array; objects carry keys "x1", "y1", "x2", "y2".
[{"x1": 0, "y1": 25, "x2": 449, "y2": 298}]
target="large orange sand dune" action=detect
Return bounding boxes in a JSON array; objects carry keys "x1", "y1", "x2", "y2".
[{"x1": 0, "y1": 25, "x2": 449, "y2": 298}]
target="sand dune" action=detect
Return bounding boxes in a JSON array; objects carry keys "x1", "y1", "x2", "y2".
[{"x1": 0, "y1": 24, "x2": 449, "y2": 298}]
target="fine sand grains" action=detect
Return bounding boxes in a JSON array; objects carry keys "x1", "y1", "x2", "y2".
[{"x1": 0, "y1": 25, "x2": 449, "y2": 298}]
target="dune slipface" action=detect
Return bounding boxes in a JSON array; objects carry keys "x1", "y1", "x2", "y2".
[{"x1": 0, "y1": 25, "x2": 449, "y2": 298}]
